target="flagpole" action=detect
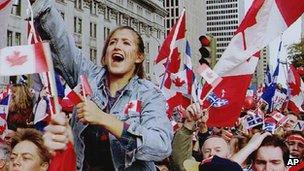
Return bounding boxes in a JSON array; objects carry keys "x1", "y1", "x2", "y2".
[{"x1": 160, "y1": 9, "x2": 185, "y2": 89}]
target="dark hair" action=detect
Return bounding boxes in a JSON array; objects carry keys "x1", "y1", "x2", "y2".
[
  {"x1": 284, "y1": 130, "x2": 304, "y2": 140},
  {"x1": 11, "y1": 128, "x2": 51, "y2": 163},
  {"x1": 250, "y1": 135, "x2": 289, "y2": 165},
  {"x1": 101, "y1": 26, "x2": 145, "y2": 78}
]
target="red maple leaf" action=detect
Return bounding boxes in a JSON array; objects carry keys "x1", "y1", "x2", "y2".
[
  {"x1": 172, "y1": 76, "x2": 185, "y2": 87},
  {"x1": 6, "y1": 51, "x2": 28, "y2": 67}
]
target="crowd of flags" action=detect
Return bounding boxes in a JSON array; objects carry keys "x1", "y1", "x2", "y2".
[{"x1": 0, "y1": 0, "x2": 303, "y2": 146}]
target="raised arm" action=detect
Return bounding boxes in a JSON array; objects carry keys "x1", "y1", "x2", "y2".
[{"x1": 31, "y1": 0, "x2": 102, "y2": 88}]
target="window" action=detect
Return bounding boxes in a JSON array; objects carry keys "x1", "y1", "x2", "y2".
[
  {"x1": 90, "y1": 22, "x2": 97, "y2": 38},
  {"x1": 127, "y1": 0, "x2": 134, "y2": 10},
  {"x1": 11, "y1": 0, "x2": 21, "y2": 16},
  {"x1": 74, "y1": 17, "x2": 82, "y2": 34},
  {"x1": 15, "y1": 32, "x2": 21, "y2": 45},
  {"x1": 90, "y1": 1, "x2": 97, "y2": 15},
  {"x1": 90, "y1": 48, "x2": 97, "y2": 63},
  {"x1": 74, "y1": 0, "x2": 82, "y2": 10},
  {"x1": 104, "y1": 7, "x2": 110, "y2": 20},
  {"x1": 137, "y1": 5, "x2": 143, "y2": 15},
  {"x1": 104, "y1": 27, "x2": 110, "y2": 40},
  {"x1": 157, "y1": 30, "x2": 161, "y2": 39},
  {"x1": 117, "y1": 0, "x2": 123, "y2": 4},
  {"x1": 7, "y1": 30, "x2": 13, "y2": 46},
  {"x1": 60, "y1": 12, "x2": 65, "y2": 20}
]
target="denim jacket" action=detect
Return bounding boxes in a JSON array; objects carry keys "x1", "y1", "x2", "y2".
[{"x1": 32, "y1": 1, "x2": 173, "y2": 170}]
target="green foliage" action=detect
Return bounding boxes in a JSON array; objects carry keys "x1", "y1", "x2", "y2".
[{"x1": 288, "y1": 38, "x2": 304, "y2": 67}]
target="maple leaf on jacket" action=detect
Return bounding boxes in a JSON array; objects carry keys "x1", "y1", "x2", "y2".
[
  {"x1": 6, "y1": 51, "x2": 28, "y2": 67},
  {"x1": 172, "y1": 76, "x2": 185, "y2": 87}
]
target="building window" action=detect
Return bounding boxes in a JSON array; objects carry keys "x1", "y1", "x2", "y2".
[
  {"x1": 137, "y1": 5, "x2": 143, "y2": 15},
  {"x1": 60, "y1": 12, "x2": 65, "y2": 20},
  {"x1": 74, "y1": 0, "x2": 82, "y2": 10},
  {"x1": 127, "y1": 0, "x2": 134, "y2": 10},
  {"x1": 157, "y1": 30, "x2": 161, "y2": 39},
  {"x1": 104, "y1": 27, "x2": 110, "y2": 40},
  {"x1": 7, "y1": 30, "x2": 13, "y2": 46},
  {"x1": 11, "y1": 0, "x2": 21, "y2": 16},
  {"x1": 74, "y1": 17, "x2": 82, "y2": 34},
  {"x1": 145, "y1": 59, "x2": 150, "y2": 75},
  {"x1": 15, "y1": 32, "x2": 21, "y2": 45},
  {"x1": 90, "y1": 48, "x2": 97, "y2": 63},
  {"x1": 90, "y1": 22, "x2": 97, "y2": 38},
  {"x1": 145, "y1": 42, "x2": 149, "y2": 54},
  {"x1": 90, "y1": 1, "x2": 97, "y2": 15},
  {"x1": 104, "y1": 7, "x2": 110, "y2": 20},
  {"x1": 117, "y1": 0, "x2": 123, "y2": 4}
]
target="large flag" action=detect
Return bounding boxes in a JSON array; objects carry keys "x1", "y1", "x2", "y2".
[
  {"x1": 0, "y1": 43, "x2": 49, "y2": 76},
  {"x1": 0, "y1": 0, "x2": 12, "y2": 48},
  {"x1": 154, "y1": 9, "x2": 185, "y2": 87},
  {"x1": 213, "y1": 0, "x2": 304, "y2": 76},
  {"x1": 200, "y1": 0, "x2": 304, "y2": 127},
  {"x1": 260, "y1": 61, "x2": 280, "y2": 112},
  {"x1": 287, "y1": 64, "x2": 304, "y2": 114}
]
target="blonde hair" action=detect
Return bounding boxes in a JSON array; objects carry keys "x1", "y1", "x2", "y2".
[{"x1": 9, "y1": 84, "x2": 33, "y2": 113}]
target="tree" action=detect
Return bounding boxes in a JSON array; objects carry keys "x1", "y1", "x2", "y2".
[{"x1": 288, "y1": 38, "x2": 304, "y2": 68}]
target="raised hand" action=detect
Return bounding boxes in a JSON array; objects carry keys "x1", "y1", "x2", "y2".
[
  {"x1": 76, "y1": 97, "x2": 105, "y2": 125},
  {"x1": 43, "y1": 112, "x2": 72, "y2": 151}
]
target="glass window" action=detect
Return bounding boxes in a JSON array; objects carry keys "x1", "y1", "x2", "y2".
[
  {"x1": 15, "y1": 32, "x2": 21, "y2": 45},
  {"x1": 11, "y1": 0, "x2": 21, "y2": 16},
  {"x1": 7, "y1": 30, "x2": 13, "y2": 46}
]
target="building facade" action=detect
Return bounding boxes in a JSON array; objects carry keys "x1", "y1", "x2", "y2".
[
  {"x1": 0, "y1": 0, "x2": 167, "y2": 84},
  {"x1": 204, "y1": 0, "x2": 244, "y2": 60},
  {"x1": 164, "y1": 0, "x2": 204, "y2": 68}
]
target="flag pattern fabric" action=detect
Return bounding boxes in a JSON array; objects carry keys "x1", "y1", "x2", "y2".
[
  {"x1": 287, "y1": 65, "x2": 304, "y2": 114},
  {"x1": 154, "y1": 10, "x2": 185, "y2": 86},
  {"x1": 260, "y1": 60, "x2": 280, "y2": 112},
  {"x1": 195, "y1": 64, "x2": 222, "y2": 87},
  {"x1": 243, "y1": 111, "x2": 263, "y2": 129},
  {"x1": 293, "y1": 120, "x2": 304, "y2": 131},
  {"x1": 123, "y1": 100, "x2": 141, "y2": 115},
  {"x1": 199, "y1": 0, "x2": 304, "y2": 127},
  {"x1": 79, "y1": 75, "x2": 93, "y2": 96},
  {"x1": 0, "y1": 42, "x2": 49, "y2": 76}
]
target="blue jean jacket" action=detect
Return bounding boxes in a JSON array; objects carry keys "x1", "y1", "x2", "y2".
[{"x1": 32, "y1": 1, "x2": 173, "y2": 170}]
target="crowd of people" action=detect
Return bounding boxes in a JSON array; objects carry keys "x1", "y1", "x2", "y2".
[{"x1": 0, "y1": 0, "x2": 302, "y2": 171}]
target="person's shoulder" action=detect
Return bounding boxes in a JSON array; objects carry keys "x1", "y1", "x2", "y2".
[{"x1": 137, "y1": 79, "x2": 165, "y2": 97}]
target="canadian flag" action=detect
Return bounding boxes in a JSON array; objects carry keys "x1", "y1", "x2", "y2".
[
  {"x1": 200, "y1": 0, "x2": 304, "y2": 127},
  {"x1": 164, "y1": 69, "x2": 193, "y2": 94},
  {"x1": 80, "y1": 75, "x2": 93, "y2": 96},
  {"x1": 154, "y1": 9, "x2": 185, "y2": 86},
  {"x1": 287, "y1": 64, "x2": 304, "y2": 114},
  {"x1": 124, "y1": 100, "x2": 141, "y2": 114},
  {"x1": 195, "y1": 64, "x2": 222, "y2": 88},
  {"x1": 0, "y1": 42, "x2": 49, "y2": 76}
]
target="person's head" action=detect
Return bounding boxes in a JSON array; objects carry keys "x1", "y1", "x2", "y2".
[
  {"x1": 101, "y1": 26, "x2": 145, "y2": 79},
  {"x1": 4, "y1": 129, "x2": 15, "y2": 148},
  {"x1": 9, "y1": 84, "x2": 32, "y2": 113},
  {"x1": 201, "y1": 135, "x2": 230, "y2": 159},
  {"x1": 9, "y1": 129, "x2": 50, "y2": 171},
  {"x1": 0, "y1": 144, "x2": 9, "y2": 171},
  {"x1": 284, "y1": 131, "x2": 304, "y2": 159},
  {"x1": 283, "y1": 113, "x2": 298, "y2": 131},
  {"x1": 250, "y1": 135, "x2": 289, "y2": 171}
]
